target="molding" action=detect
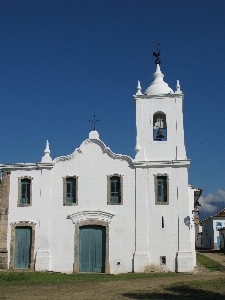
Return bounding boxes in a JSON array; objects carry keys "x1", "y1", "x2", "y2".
[
  {"x1": 54, "y1": 138, "x2": 133, "y2": 166},
  {"x1": 133, "y1": 93, "x2": 184, "y2": 100},
  {"x1": 10, "y1": 221, "x2": 37, "y2": 225},
  {"x1": 133, "y1": 160, "x2": 190, "y2": 168},
  {"x1": 69, "y1": 211, "x2": 115, "y2": 224},
  {"x1": 0, "y1": 163, "x2": 53, "y2": 170}
]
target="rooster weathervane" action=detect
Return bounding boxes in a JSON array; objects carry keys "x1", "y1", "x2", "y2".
[{"x1": 153, "y1": 41, "x2": 161, "y2": 65}]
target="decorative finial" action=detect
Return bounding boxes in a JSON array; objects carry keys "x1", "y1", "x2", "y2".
[
  {"x1": 41, "y1": 140, "x2": 52, "y2": 163},
  {"x1": 89, "y1": 115, "x2": 100, "y2": 131},
  {"x1": 136, "y1": 80, "x2": 142, "y2": 95},
  {"x1": 175, "y1": 80, "x2": 182, "y2": 93},
  {"x1": 153, "y1": 41, "x2": 161, "y2": 65}
]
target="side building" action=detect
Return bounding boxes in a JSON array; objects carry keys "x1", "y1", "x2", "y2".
[{"x1": 201, "y1": 208, "x2": 225, "y2": 249}]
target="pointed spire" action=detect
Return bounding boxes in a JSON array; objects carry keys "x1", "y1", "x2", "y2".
[
  {"x1": 41, "y1": 140, "x2": 52, "y2": 163},
  {"x1": 136, "y1": 80, "x2": 142, "y2": 95}
]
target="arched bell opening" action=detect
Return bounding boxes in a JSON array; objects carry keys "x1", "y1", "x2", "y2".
[{"x1": 153, "y1": 112, "x2": 167, "y2": 141}]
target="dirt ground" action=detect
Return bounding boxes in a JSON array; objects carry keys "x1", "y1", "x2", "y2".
[
  {"x1": 0, "y1": 272, "x2": 224, "y2": 300},
  {"x1": 1, "y1": 252, "x2": 225, "y2": 300}
]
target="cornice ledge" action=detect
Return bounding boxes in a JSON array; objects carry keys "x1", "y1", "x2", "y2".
[
  {"x1": 69, "y1": 210, "x2": 115, "y2": 224},
  {"x1": 133, "y1": 93, "x2": 183, "y2": 99},
  {"x1": 132, "y1": 160, "x2": 191, "y2": 167},
  {"x1": 10, "y1": 220, "x2": 37, "y2": 225},
  {"x1": 0, "y1": 163, "x2": 54, "y2": 170}
]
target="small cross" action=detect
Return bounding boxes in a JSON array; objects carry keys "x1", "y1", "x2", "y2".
[{"x1": 89, "y1": 115, "x2": 100, "y2": 130}]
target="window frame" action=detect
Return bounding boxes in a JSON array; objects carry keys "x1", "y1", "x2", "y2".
[
  {"x1": 18, "y1": 176, "x2": 33, "y2": 207},
  {"x1": 63, "y1": 176, "x2": 78, "y2": 206},
  {"x1": 107, "y1": 174, "x2": 123, "y2": 205},
  {"x1": 154, "y1": 174, "x2": 169, "y2": 205}
]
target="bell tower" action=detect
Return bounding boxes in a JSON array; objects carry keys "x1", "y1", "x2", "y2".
[
  {"x1": 133, "y1": 56, "x2": 194, "y2": 273},
  {"x1": 133, "y1": 63, "x2": 186, "y2": 162}
]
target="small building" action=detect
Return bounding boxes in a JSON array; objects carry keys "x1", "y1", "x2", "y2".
[
  {"x1": 219, "y1": 227, "x2": 225, "y2": 250},
  {"x1": 201, "y1": 208, "x2": 225, "y2": 249},
  {"x1": 0, "y1": 61, "x2": 200, "y2": 273}
]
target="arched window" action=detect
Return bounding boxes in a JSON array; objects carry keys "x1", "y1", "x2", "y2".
[{"x1": 153, "y1": 112, "x2": 167, "y2": 141}]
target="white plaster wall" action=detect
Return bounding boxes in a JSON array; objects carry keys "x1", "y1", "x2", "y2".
[
  {"x1": 6, "y1": 138, "x2": 135, "y2": 274},
  {"x1": 7, "y1": 168, "x2": 51, "y2": 268},
  {"x1": 134, "y1": 94, "x2": 186, "y2": 162},
  {"x1": 49, "y1": 140, "x2": 135, "y2": 274},
  {"x1": 188, "y1": 187, "x2": 196, "y2": 266},
  {"x1": 202, "y1": 219, "x2": 213, "y2": 248},
  {"x1": 134, "y1": 163, "x2": 194, "y2": 272}
]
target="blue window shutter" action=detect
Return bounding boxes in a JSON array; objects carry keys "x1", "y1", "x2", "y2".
[
  {"x1": 66, "y1": 178, "x2": 76, "y2": 204},
  {"x1": 110, "y1": 176, "x2": 121, "y2": 204}
]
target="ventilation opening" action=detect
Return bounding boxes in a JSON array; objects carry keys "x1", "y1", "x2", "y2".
[
  {"x1": 160, "y1": 256, "x2": 166, "y2": 265},
  {"x1": 162, "y1": 216, "x2": 164, "y2": 228}
]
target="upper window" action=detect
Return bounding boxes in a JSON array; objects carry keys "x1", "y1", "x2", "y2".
[
  {"x1": 18, "y1": 177, "x2": 33, "y2": 206},
  {"x1": 155, "y1": 175, "x2": 169, "y2": 205},
  {"x1": 63, "y1": 176, "x2": 78, "y2": 205},
  {"x1": 216, "y1": 222, "x2": 222, "y2": 231},
  {"x1": 107, "y1": 174, "x2": 123, "y2": 205},
  {"x1": 153, "y1": 112, "x2": 167, "y2": 141}
]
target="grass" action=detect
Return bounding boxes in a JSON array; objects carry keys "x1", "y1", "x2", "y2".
[
  {"x1": 123, "y1": 278, "x2": 225, "y2": 299},
  {"x1": 196, "y1": 252, "x2": 223, "y2": 272},
  {"x1": 0, "y1": 271, "x2": 180, "y2": 286},
  {"x1": 0, "y1": 252, "x2": 223, "y2": 286}
]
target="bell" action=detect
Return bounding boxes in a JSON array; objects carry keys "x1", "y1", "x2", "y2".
[{"x1": 156, "y1": 129, "x2": 165, "y2": 139}]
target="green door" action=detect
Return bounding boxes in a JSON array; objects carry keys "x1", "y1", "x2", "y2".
[
  {"x1": 79, "y1": 226, "x2": 106, "y2": 273},
  {"x1": 14, "y1": 227, "x2": 32, "y2": 268}
]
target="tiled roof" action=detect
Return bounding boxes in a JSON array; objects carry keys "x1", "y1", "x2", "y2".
[
  {"x1": 212, "y1": 207, "x2": 225, "y2": 218},
  {"x1": 201, "y1": 207, "x2": 225, "y2": 222}
]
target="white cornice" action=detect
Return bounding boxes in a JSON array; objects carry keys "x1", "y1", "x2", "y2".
[
  {"x1": 69, "y1": 210, "x2": 115, "y2": 224},
  {"x1": 0, "y1": 163, "x2": 54, "y2": 170},
  {"x1": 132, "y1": 160, "x2": 191, "y2": 168},
  {"x1": 10, "y1": 221, "x2": 37, "y2": 225},
  {"x1": 133, "y1": 93, "x2": 184, "y2": 100}
]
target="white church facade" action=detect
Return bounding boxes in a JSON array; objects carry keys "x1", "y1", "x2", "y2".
[{"x1": 0, "y1": 63, "x2": 201, "y2": 274}]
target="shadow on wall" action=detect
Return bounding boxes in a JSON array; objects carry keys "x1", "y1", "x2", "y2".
[{"x1": 122, "y1": 284, "x2": 224, "y2": 299}]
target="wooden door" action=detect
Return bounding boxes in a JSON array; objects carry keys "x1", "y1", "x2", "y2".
[
  {"x1": 79, "y1": 226, "x2": 106, "y2": 273},
  {"x1": 14, "y1": 227, "x2": 32, "y2": 268}
]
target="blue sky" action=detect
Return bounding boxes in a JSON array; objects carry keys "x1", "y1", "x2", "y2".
[{"x1": 1, "y1": 0, "x2": 225, "y2": 220}]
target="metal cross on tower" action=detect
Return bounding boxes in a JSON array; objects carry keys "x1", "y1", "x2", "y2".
[{"x1": 89, "y1": 115, "x2": 100, "y2": 130}]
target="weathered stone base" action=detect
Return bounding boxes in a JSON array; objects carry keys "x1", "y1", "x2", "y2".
[
  {"x1": 35, "y1": 250, "x2": 50, "y2": 271},
  {"x1": 176, "y1": 251, "x2": 194, "y2": 272},
  {"x1": 133, "y1": 251, "x2": 149, "y2": 272},
  {"x1": 0, "y1": 249, "x2": 8, "y2": 269}
]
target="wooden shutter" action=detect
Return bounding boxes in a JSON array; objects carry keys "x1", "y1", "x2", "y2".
[
  {"x1": 66, "y1": 178, "x2": 76, "y2": 204},
  {"x1": 21, "y1": 179, "x2": 30, "y2": 204},
  {"x1": 110, "y1": 176, "x2": 121, "y2": 203},
  {"x1": 157, "y1": 176, "x2": 167, "y2": 202}
]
